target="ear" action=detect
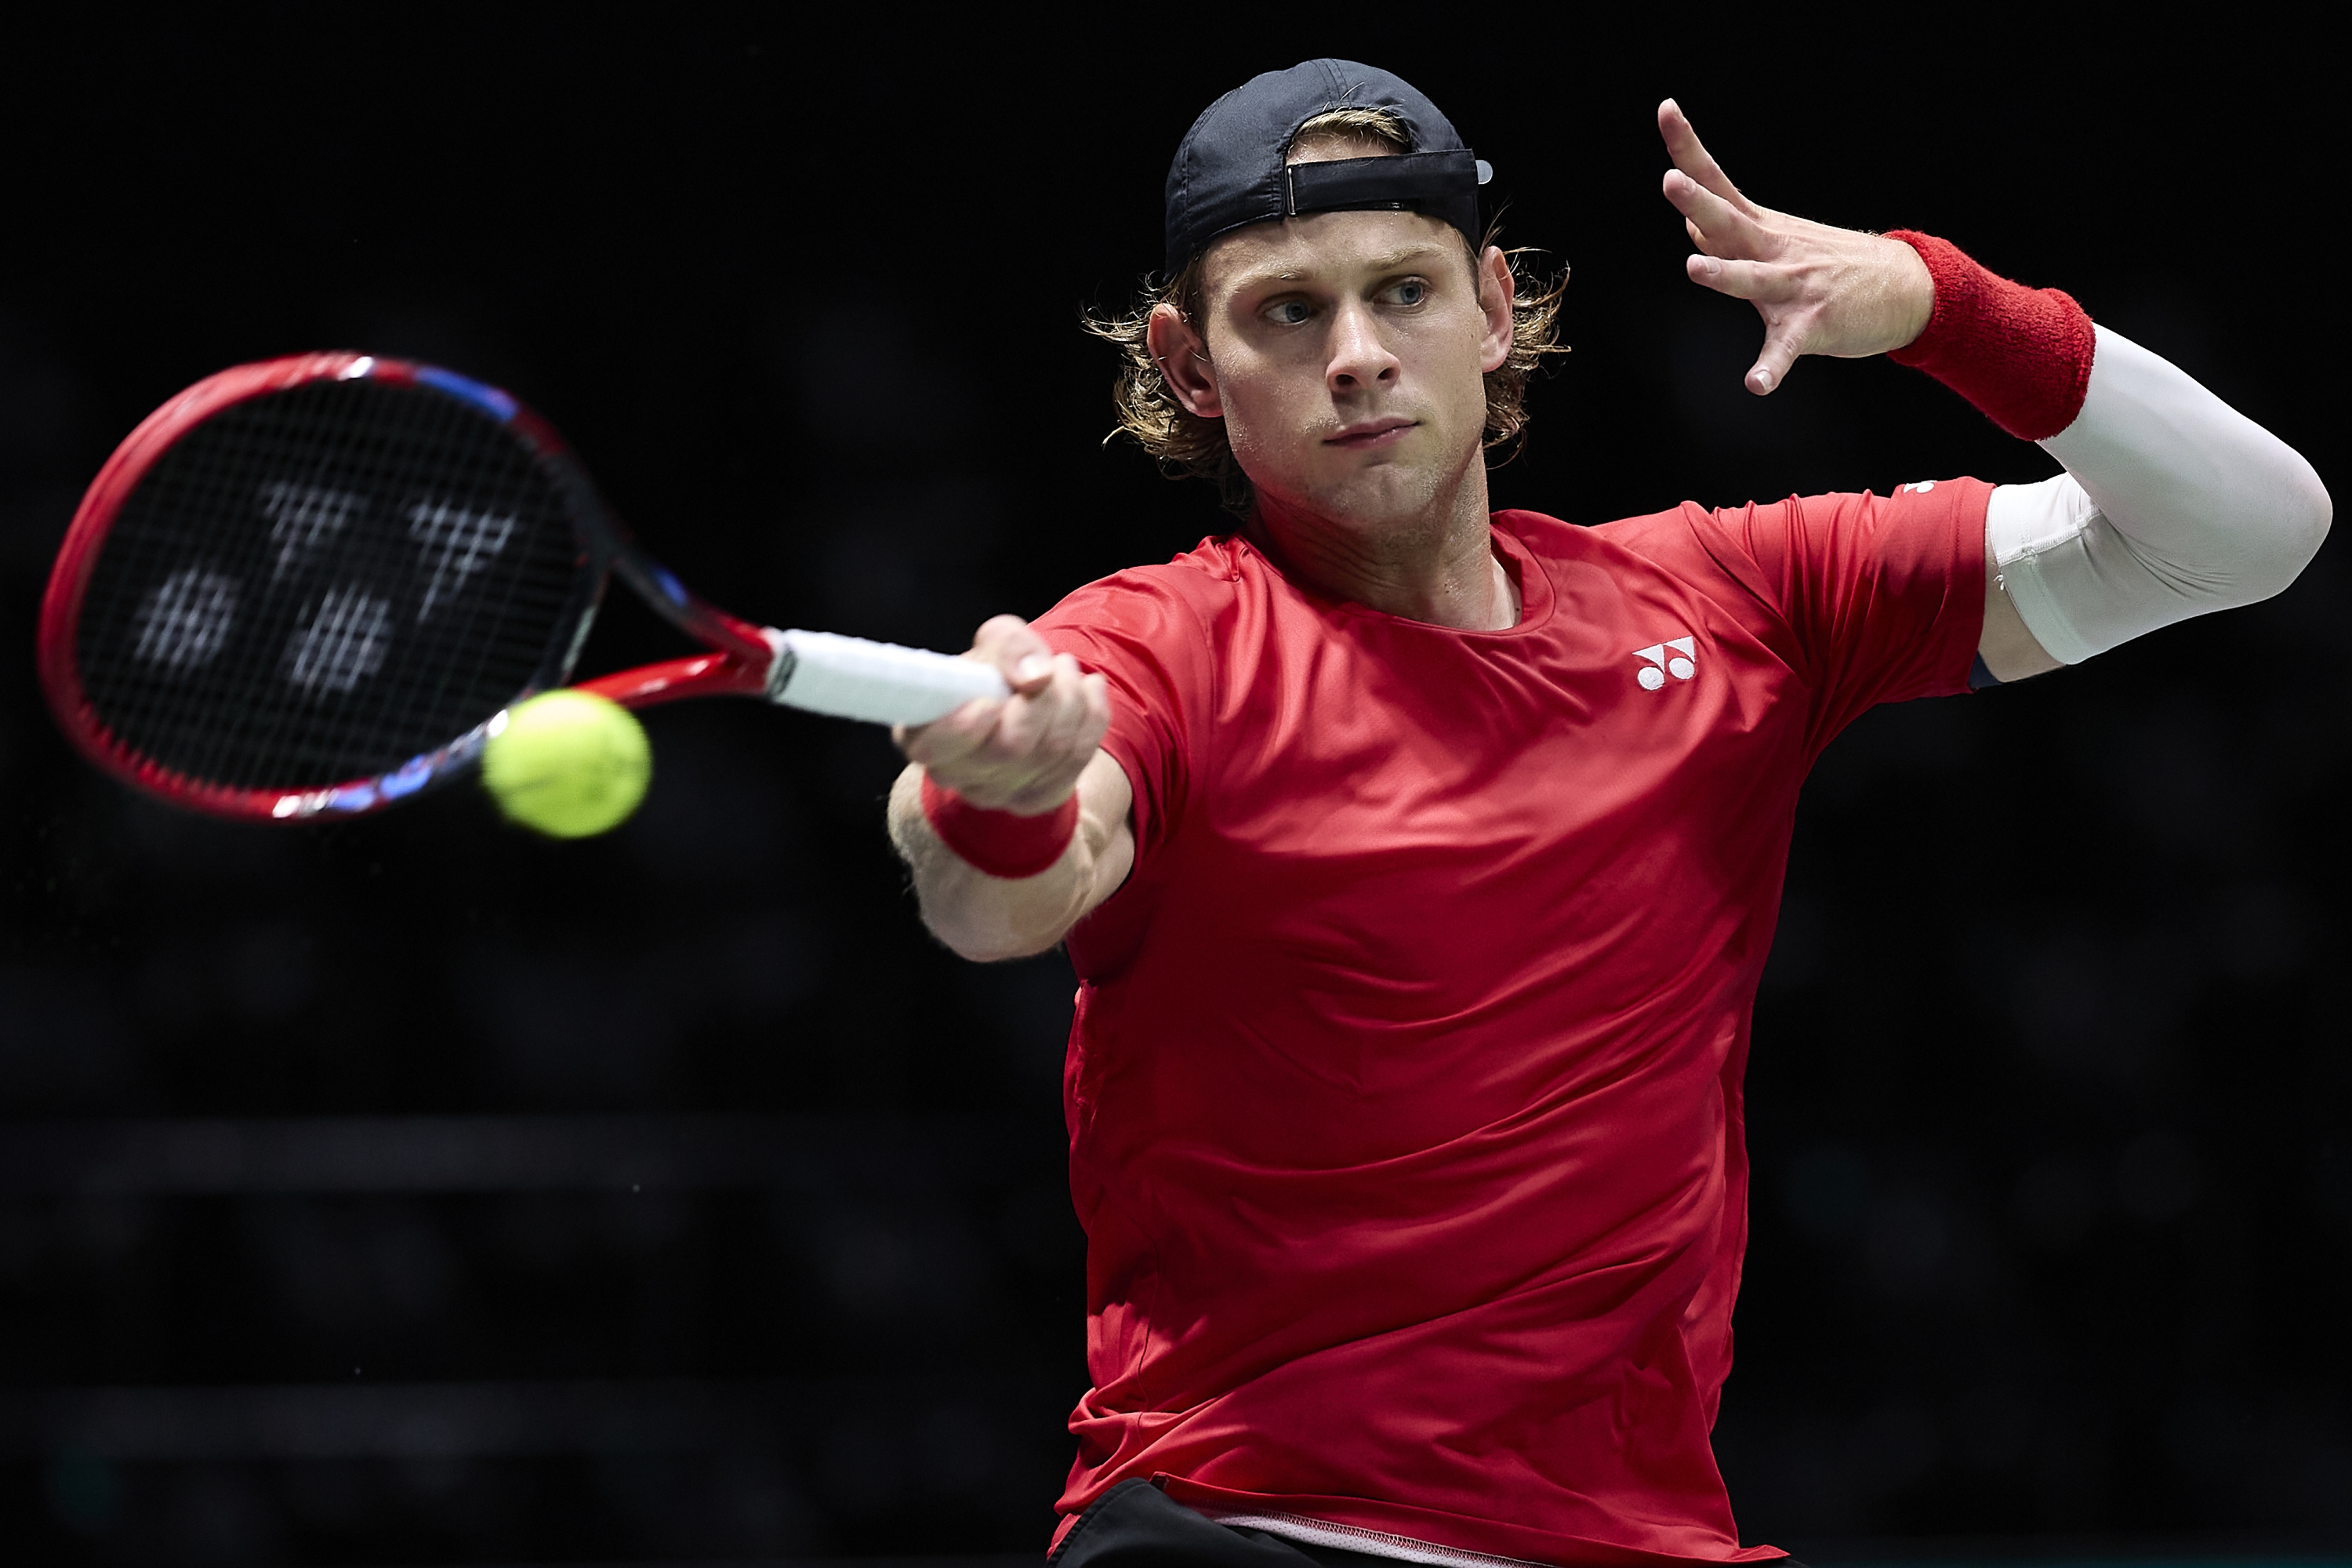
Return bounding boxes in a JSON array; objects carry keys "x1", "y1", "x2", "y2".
[
  {"x1": 1475, "y1": 245, "x2": 1516, "y2": 375},
  {"x1": 1146, "y1": 303, "x2": 1222, "y2": 419}
]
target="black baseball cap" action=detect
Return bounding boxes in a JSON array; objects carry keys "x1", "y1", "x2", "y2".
[{"x1": 1163, "y1": 59, "x2": 1491, "y2": 278}]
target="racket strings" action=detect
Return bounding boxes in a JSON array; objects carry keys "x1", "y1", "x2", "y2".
[
  {"x1": 74, "y1": 378, "x2": 590, "y2": 793},
  {"x1": 103, "y1": 393, "x2": 402, "y2": 783},
  {"x1": 398, "y1": 399, "x2": 578, "y2": 755},
  {"x1": 180, "y1": 397, "x2": 394, "y2": 782},
  {"x1": 230, "y1": 389, "x2": 480, "y2": 780}
]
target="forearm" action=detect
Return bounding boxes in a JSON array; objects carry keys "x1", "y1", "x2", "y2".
[
  {"x1": 1889, "y1": 233, "x2": 2331, "y2": 663},
  {"x1": 1997, "y1": 328, "x2": 2332, "y2": 660},
  {"x1": 887, "y1": 754, "x2": 1131, "y2": 962}
]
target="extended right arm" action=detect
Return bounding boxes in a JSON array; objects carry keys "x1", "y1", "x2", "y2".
[{"x1": 887, "y1": 615, "x2": 1136, "y2": 963}]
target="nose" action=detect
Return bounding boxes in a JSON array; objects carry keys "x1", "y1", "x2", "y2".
[{"x1": 1325, "y1": 299, "x2": 1399, "y2": 396}]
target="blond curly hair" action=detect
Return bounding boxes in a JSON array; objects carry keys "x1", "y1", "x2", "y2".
[{"x1": 1084, "y1": 108, "x2": 1568, "y2": 514}]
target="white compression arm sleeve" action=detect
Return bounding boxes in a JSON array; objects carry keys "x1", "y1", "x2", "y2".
[{"x1": 1984, "y1": 325, "x2": 2331, "y2": 665}]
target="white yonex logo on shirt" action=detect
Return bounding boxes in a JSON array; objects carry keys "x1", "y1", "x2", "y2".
[
  {"x1": 1632, "y1": 636, "x2": 1697, "y2": 691},
  {"x1": 1900, "y1": 480, "x2": 1937, "y2": 494}
]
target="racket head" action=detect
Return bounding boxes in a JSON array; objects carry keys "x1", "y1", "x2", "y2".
[{"x1": 38, "y1": 354, "x2": 617, "y2": 822}]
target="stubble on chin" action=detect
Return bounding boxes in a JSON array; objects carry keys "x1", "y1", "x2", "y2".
[
  {"x1": 1318, "y1": 429, "x2": 1482, "y2": 543},
  {"x1": 1314, "y1": 458, "x2": 1448, "y2": 538},
  {"x1": 1237, "y1": 416, "x2": 1459, "y2": 528}
]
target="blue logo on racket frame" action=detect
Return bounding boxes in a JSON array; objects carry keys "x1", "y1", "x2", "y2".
[{"x1": 415, "y1": 366, "x2": 518, "y2": 423}]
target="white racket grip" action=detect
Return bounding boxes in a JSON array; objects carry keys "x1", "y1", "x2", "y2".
[{"x1": 764, "y1": 628, "x2": 1010, "y2": 725}]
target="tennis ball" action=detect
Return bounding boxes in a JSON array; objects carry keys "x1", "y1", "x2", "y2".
[{"x1": 479, "y1": 690, "x2": 652, "y2": 838}]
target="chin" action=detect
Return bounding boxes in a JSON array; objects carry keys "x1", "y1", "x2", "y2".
[
  {"x1": 1307, "y1": 459, "x2": 1452, "y2": 529},
  {"x1": 1238, "y1": 427, "x2": 1469, "y2": 532}
]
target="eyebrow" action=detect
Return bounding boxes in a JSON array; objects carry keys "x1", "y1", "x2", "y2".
[{"x1": 1228, "y1": 242, "x2": 1454, "y2": 295}]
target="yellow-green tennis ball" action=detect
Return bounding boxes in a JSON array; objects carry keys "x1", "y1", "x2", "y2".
[{"x1": 480, "y1": 690, "x2": 652, "y2": 839}]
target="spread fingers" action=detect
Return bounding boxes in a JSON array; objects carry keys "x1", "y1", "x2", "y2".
[
  {"x1": 1684, "y1": 253, "x2": 1793, "y2": 303},
  {"x1": 1657, "y1": 100, "x2": 1746, "y2": 208},
  {"x1": 1662, "y1": 168, "x2": 1754, "y2": 255}
]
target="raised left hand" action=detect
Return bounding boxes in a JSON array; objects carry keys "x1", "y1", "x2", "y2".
[{"x1": 1660, "y1": 99, "x2": 1934, "y2": 396}]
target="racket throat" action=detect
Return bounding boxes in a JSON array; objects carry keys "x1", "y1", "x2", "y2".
[
  {"x1": 579, "y1": 651, "x2": 770, "y2": 710},
  {"x1": 609, "y1": 543, "x2": 771, "y2": 663}
]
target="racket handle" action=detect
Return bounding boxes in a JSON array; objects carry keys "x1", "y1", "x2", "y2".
[{"x1": 766, "y1": 629, "x2": 1011, "y2": 725}]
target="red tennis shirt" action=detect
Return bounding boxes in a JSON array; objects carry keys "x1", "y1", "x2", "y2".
[{"x1": 1031, "y1": 482, "x2": 1988, "y2": 1567}]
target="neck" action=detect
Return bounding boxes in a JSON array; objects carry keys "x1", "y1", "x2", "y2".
[{"x1": 1244, "y1": 465, "x2": 1517, "y2": 631}]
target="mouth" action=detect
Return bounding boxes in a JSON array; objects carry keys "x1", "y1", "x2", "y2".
[{"x1": 1323, "y1": 417, "x2": 1417, "y2": 450}]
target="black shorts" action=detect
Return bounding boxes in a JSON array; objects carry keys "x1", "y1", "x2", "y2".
[
  {"x1": 1050, "y1": 1479, "x2": 1422, "y2": 1568},
  {"x1": 1049, "y1": 1479, "x2": 1806, "y2": 1568}
]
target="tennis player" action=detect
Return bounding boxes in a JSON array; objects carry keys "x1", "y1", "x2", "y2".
[{"x1": 887, "y1": 60, "x2": 2329, "y2": 1568}]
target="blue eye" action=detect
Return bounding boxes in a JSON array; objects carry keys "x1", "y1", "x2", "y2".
[
  {"x1": 1266, "y1": 299, "x2": 1312, "y2": 325},
  {"x1": 1390, "y1": 279, "x2": 1429, "y2": 306}
]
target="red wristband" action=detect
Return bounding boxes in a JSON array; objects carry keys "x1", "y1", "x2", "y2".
[
  {"x1": 1884, "y1": 230, "x2": 2096, "y2": 441},
  {"x1": 920, "y1": 773, "x2": 1079, "y2": 879}
]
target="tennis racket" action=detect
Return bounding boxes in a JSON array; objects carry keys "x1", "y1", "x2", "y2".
[{"x1": 37, "y1": 352, "x2": 1008, "y2": 822}]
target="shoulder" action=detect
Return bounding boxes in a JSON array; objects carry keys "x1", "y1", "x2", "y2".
[
  {"x1": 1502, "y1": 502, "x2": 1737, "y2": 564},
  {"x1": 1552, "y1": 478, "x2": 1994, "y2": 603},
  {"x1": 1501, "y1": 504, "x2": 1765, "y2": 605},
  {"x1": 1029, "y1": 536, "x2": 1258, "y2": 710},
  {"x1": 1033, "y1": 535, "x2": 1247, "y2": 636}
]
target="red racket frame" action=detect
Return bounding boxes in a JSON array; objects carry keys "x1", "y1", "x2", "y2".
[{"x1": 39, "y1": 353, "x2": 782, "y2": 822}]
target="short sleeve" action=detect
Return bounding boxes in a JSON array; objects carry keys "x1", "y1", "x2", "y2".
[
  {"x1": 1032, "y1": 568, "x2": 1216, "y2": 866},
  {"x1": 1689, "y1": 477, "x2": 1989, "y2": 746}
]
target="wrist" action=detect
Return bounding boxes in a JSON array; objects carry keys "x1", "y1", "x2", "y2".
[
  {"x1": 919, "y1": 772, "x2": 1079, "y2": 880},
  {"x1": 1883, "y1": 230, "x2": 2095, "y2": 441}
]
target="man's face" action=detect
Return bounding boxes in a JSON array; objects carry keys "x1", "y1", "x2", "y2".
[{"x1": 1178, "y1": 207, "x2": 1512, "y2": 538}]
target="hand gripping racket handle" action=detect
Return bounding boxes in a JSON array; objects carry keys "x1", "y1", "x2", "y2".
[{"x1": 764, "y1": 629, "x2": 1011, "y2": 725}]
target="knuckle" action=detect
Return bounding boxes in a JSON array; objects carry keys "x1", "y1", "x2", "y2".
[{"x1": 986, "y1": 705, "x2": 1031, "y2": 750}]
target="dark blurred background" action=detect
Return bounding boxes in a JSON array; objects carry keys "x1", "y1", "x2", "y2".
[{"x1": 0, "y1": 9, "x2": 2343, "y2": 1565}]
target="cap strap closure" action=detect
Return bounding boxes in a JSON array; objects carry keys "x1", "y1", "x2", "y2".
[{"x1": 1283, "y1": 149, "x2": 1483, "y2": 219}]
